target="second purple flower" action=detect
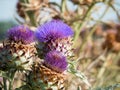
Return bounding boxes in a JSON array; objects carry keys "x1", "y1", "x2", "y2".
[{"x1": 35, "y1": 20, "x2": 74, "y2": 57}]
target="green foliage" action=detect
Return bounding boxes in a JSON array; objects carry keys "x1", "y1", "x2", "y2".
[
  {"x1": 20, "y1": 72, "x2": 48, "y2": 90},
  {"x1": 92, "y1": 84, "x2": 120, "y2": 90}
]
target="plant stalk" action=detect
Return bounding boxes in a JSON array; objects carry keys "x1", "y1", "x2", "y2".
[{"x1": 3, "y1": 77, "x2": 7, "y2": 90}]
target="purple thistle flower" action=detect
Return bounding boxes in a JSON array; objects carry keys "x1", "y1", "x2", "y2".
[
  {"x1": 35, "y1": 20, "x2": 74, "y2": 42},
  {"x1": 7, "y1": 25, "x2": 34, "y2": 44},
  {"x1": 44, "y1": 50, "x2": 67, "y2": 73}
]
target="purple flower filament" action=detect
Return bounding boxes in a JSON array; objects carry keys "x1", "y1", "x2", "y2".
[
  {"x1": 44, "y1": 50, "x2": 67, "y2": 73},
  {"x1": 7, "y1": 25, "x2": 34, "y2": 44},
  {"x1": 35, "y1": 20, "x2": 74, "y2": 42}
]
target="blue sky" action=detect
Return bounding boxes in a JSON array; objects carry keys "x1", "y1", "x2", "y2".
[{"x1": 0, "y1": 0, "x2": 18, "y2": 21}]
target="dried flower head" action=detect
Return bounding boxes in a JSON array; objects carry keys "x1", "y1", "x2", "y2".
[
  {"x1": 35, "y1": 20, "x2": 74, "y2": 42},
  {"x1": 7, "y1": 25, "x2": 34, "y2": 44},
  {"x1": 16, "y1": 2, "x2": 25, "y2": 18},
  {"x1": 43, "y1": 37, "x2": 73, "y2": 57},
  {"x1": 44, "y1": 50, "x2": 67, "y2": 73},
  {"x1": 31, "y1": 62, "x2": 67, "y2": 90},
  {"x1": 102, "y1": 29, "x2": 120, "y2": 52}
]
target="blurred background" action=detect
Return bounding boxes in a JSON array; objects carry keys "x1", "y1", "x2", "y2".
[
  {"x1": 0, "y1": 0, "x2": 120, "y2": 89},
  {"x1": 0, "y1": 0, "x2": 120, "y2": 39}
]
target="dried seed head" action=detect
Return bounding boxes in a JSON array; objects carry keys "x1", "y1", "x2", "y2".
[
  {"x1": 102, "y1": 29, "x2": 120, "y2": 52},
  {"x1": 43, "y1": 37, "x2": 73, "y2": 57},
  {"x1": 0, "y1": 41, "x2": 36, "y2": 70},
  {"x1": 31, "y1": 62, "x2": 67, "y2": 89}
]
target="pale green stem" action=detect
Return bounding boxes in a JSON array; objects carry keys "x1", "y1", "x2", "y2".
[
  {"x1": 61, "y1": 0, "x2": 67, "y2": 13},
  {"x1": 3, "y1": 78, "x2": 7, "y2": 90},
  {"x1": 78, "y1": 5, "x2": 110, "y2": 54},
  {"x1": 74, "y1": 3, "x2": 96, "y2": 43},
  {"x1": 8, "y1": 70, "x2": 16, "y2": 90}
]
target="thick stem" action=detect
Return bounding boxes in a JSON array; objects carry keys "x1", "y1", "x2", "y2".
[
  {"x1": 8, "y1": 70, "x2": 16, "y2": 90},
  {"x1": 3, "y1": 77, "x2": 7, "y2": 90}
]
